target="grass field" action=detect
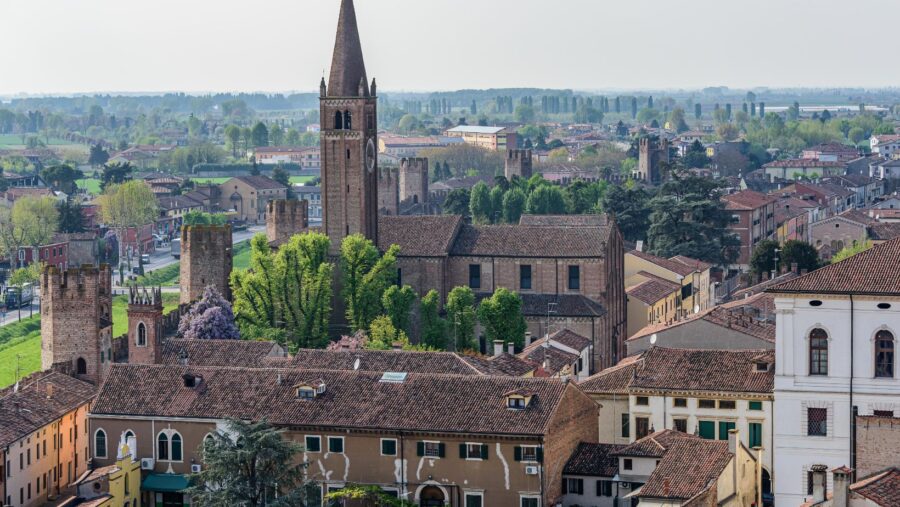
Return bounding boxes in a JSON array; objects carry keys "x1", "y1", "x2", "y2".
[
  {"x1": 0, "y1": 294, "x2": 181, "y2": 388},
  {"x1": 77, "y1": 176, "x2": 315, "y2": 195},
  {"x1": 0, "y1": 134, "x2": 76, "y2": 148}
]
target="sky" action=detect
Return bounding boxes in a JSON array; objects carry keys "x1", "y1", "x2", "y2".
[{"x1": 2, "y1": 0, "x2": 899, "y2": 96}]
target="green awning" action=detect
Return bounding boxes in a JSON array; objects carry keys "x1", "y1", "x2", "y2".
[{"x1": 141, "y1": 473, "x2": 190, "y2": 492}]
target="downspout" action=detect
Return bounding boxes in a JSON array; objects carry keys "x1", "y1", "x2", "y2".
[
  {"x1": 3, "y1": 444, "x2": 8, "y2": 505},
  {"x1": 849, "y1": 294, "x2": 856, "y2": 481},
  {"x1": 399, "y1": 431, "x2": 406, "y2": 500},
  {"x1": 539, "y1": 436, "x2": 545, "y2": 506}
]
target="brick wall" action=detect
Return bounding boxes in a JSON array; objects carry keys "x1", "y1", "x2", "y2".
[
  {"x1": 266, "y1": 200, "x2": 309, "y2": 244},
  {"x1": 180, "y1": 225, "x2": 233, "y2": 304},
  {"x1": 377, "y1": 166, "x2": 398, "y2": 215},
  {"x1": 399, "y1": 157, "x2": 428, "y2": 205},
  {"x1": 543, "y1": 383, "x2": 599, "y2": 504},
  {"x1": 855, "y1": 415, "x2": 900, "y2": 477}
]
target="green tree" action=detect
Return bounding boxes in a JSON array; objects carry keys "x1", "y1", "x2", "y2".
[
  {"x1": 325, "y1": 484, "x2": 416, "y2": 507},
  {"x1": 831, "y1": 240, "x2": 872, "y2": 263},
  {"x1": 419, "y1": 289, "x2": 447, "y2": 350},
  {"x1": 469, "y1": 181, "x2": 492, "y2": 224},
  {"x1": 600, "y1": 185, "x2": 651, "y2": 243},
  {"x1": 97, "y1": 180, "x2": 157, "y2": 258},
  {"x1": 749, "y1": 239, "x2": 780, "y2": 275},
  {"x1": 514, "y1": 104, "x2": 536, "y2": 124},
  {"x1": 501, "y1": 188, "x2": 526, "y2": 224},
  {"x1": 99, "y1": 162, "x2": 133, "y2": 191},
  {"x1": 668, "y1": 107, "x2": 689, "y2": 133},
  {"x1": 682, "y1": 140, "x2": 710, "y2": 168},
  {"x1": 13, "y1": 196, "x2": 60, "y2": 251},
  {"x1": 41, "y1": 164, "x2": 84, "y2": 194},
  {"x1": 525, "y1": 185, "x2": 566, "y2": 214},
  {"x1": 187, "y1": 419, "x2": 314, "y2": 507},
  {"x1": 849, "y1": 127, "x2": 866, "y2": 145},
  {"x1": 477, "y1": 288, "x2": 527, "y2": 351},
  {"x1": 269, "y1": 124, "x2": 284, "y2": 146},
  {"x1": 340, "y1": 235, "x2": 399, "y2": 332},
  {"x1": 182, "y1": 211, "x2": 229, "y2": 226},
  {"x1": 636, "y1": 108, "x2": 660, "y2": 124},
  {"x1": 443, "y1": 188, "x2": 470, "y2": 218},
  {"x1": 398, "y1": 114, "x2": 420, "y2": 133},
  {"x1": 251, "y1": 122, "x2": 269, "y2": 148},
  {"x1": 231, "y1": 233, "x2": 333, "y2": 348},
  {"x1": 780, "y1": 240, "x2": 820, "y2": 272},
  {"x1": 366, "y1": 315, "x2": 409, "y2": 349},
  {"x1": 271, "y1": 166, "x2": 294, "y2": 198},
  {"x1": 382, "y1": 285, "x2": 417, "y2": 338},
  {"x1": 447, "y1": 286, "x2": 477, "y2": 351},
  {"x1": 88, "y1": 144, "x2": 110, "y2": 166},
  {"x1": 224, "y1": 124, "x2": 241, "y2": 157},
  {"x1": 56, "y1": 199, "x2": 85, "y2": 233}
]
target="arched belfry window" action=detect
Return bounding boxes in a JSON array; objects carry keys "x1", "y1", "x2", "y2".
[
  {"x1": 344, "y1": 110, "x2": 352, "y2": 130},
  {"x1": 334, "y1": 111, "x2": 343, "y2": 130},
  {"x1": 137, "y1": 323, "x2": 147, "y2": 347}
]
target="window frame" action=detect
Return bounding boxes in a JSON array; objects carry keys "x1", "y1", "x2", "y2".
[
  {"x1": 136, "y1": 322, "x2": 147, "y2": 347},
  {"x1": 380, "y1": 438, "x2": 397, "y2": 457},
  {"x1": 305, "y1": 435, "x2": 321, "y2": 453},
  {"x1": 673, "y1": 398, "x2": 687, "y2": 408},
  {"x1": 519, "y1": 264, "x2": 532, "y2": 290},
  {"x1": 635, "y1": 416, "x2": 650, "y2": 439},
  {"x1": 520, "y1": 445, "x2": 539, "y2": 463},
  {"x1": 807, "y1": 407, "x2": 828, "y2": 437},
  {"x1": 809, "y1": 328, "x2": 829, "y2": 376},
  {"x1": 621, "y1": 413, "x2": 630, "y2": 439},
  {"x1": 468, "y1": 264, "x2": 481, "y2": 289},
  {"x1": 874, "y1": 330, "x2": 895, "y2": 378},
  {"x1": 156, "y1": 432, "x2": 169, "y2": 461},
  {"x1": 749, "y1": 422, "x2": 763, "y2": 448},
  {"x1": 673, "y1": 418, "x2": 688, "y2": 433},
  {"x1": 568, "y1": 265, "x2": 580, "y2": 290},
  {"x1": 94, "y1": 429, "x2": 107, "y2": 459},
  {"x1": 623, "y1": 458, "x2": 633, "y2": 470},
  {"x1": 422, "y1": 440, "x2": 442, "y2": 458},
  {"x1": 520, "y1": 494, "x2": 541, "y2": 507},
  {"x1": 464, "y1": 491, "x2": 484, "y2": 507},
  {"x1": 597, "y1": 479, "x2": 613, "y2": 497},
  {"x1": 635, "y1": 396, "x2": 649, "y2": 406},
  {"x1": 463, "y1": 442, "x2": 485, "y2": 461},
  {"x1": 698, "y1": 399, "x2": 716, "y2": 409},
  {"x1": 748, "y1": 401, "x2": 763, "y2": 411},
  {"x1": 327, "y1": 436, "x2": 345, "y2": 454}
]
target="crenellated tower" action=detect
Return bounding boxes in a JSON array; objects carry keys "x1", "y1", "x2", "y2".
[
  {"x1": 504, "y1": 149, "x2": 533, "y2": 180},
  {"x1": 266, "y1": 200, "x2": 309, "y2": 245},
  {"x1": 41, "y1": 265, "x2": 113, "y2": 384},
  {"x1": 127, "y1": 286, "x2": 163, "y2": 365},
  {"x1": 399, "y1": 157, "x2": 429, "y2": 206},
  {"x1": 377, "y1": 165, "x2": 399, "y2": 216},
  {"x1": 180, "y1": 224, "x2": 233, "y2": 304},
  {"x1": 320, "y1": 0, "x2": 379, "y2": 254}
]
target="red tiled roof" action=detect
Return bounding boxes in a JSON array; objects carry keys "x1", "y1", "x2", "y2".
[
  {"x1": 668, "y1": 255, "x2": 712, "y2": 272},
  {"x1": 378, "y1": 215, "x2": 463, "y2": 257},
  {"x1": 763, "y1": 159, "x2": 846, "y2": 168},
  {"x1": 722, "y1": 190, "x2": 777, "y2": 210},
  {"x1": 230, "y1": 175, "x2": 288, "y2": 190},
  {"x1": 636, "y1": 433, "x2": 733, "y2": 500},
  {"x1": 850, "y1": 467, "x2": 900, "y2": 506},
  {"x1": 769, "y1": 237, "x2": 900, "y2": 295},
  {"x1": 92, "y1": 364, "x2": 577, "y2": 436},
  {"x1": 518, "y1": 214, "x2": 612, "y2": 227},
  {"x1": 627, "y1": 250, "x2": 695, "y2": 277},
  {"x1": 627, "y1": 272, "x2": 681, "y2": 305},
  {"x1": 0, "y1": 371, "x2": 96, "y2": 447},
  {"x1": 564, "y1": 443, "x2": 625, "y2": 477},
  {"x1": 518, "y1": 341, "x2": 579, "y2": 374},
  {"x1": 578, "y1": 355, "x2": 641, "y2": 394},
  {"x1": 289, "y1": 348, "x2": 484, "y2": 375},
  {"x1": 160, "y1": 339, "x2": 286, "y2": 368},
  {"x1": 548, "y1": 328, "x2": 592, "y2": 352}
]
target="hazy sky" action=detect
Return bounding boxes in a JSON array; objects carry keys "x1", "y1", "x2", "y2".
[{"x1": 3, "y1": 0, "x2": 899, "y2": 96}]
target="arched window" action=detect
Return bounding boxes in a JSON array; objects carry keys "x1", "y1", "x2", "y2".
[
  {"x1": 334, "y1": 111, "x2": 343, "y2": 130},
  {"x1": 95, "y1": 429, "x2": 107, "y2": 458},
  {"x1": 157, "y1": 433, "x2": 169, "y2": 460},
  {"x1": 809, "y1": 328, "x2": 829, "y2": 376},
  {"x1": 171, "y1": 433, "x2": 183, "y2": 461},
  {"x1": 344, "y1": 110, "x2": 352, "y2": 130},
  {"x1": 124, "y1": 472, "x2": 130, "y2": 495},
  {"x1": 875, "y1": 330, "x2": 895, "y2": 378},
  {"x1": 124, "y1": 430, "x2": 135, "y2": 440},
  {"x1": 76, "y1": 358, "x2": 87, "y2": 375},
  {"x1": 137, "y1": 323, "x2": 147, "y2": 347}
]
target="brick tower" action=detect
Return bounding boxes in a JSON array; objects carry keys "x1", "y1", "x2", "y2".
[
  {"x1": 637, "y1": 137, "x2": 670, "y2": 184},
  {"x1": 399, "y1": 157, "x2": 429, "y2": 206},
  {"x1": 321, "y1": 0, "x2": 378, "y2": 254},
  {"x1": 377, "y1": 165, "x2": 399, "y2": 215},
  {"x1": 127, "y1": 286, "x2": 163, "y2": 365},
  {"x1": 504, "y1": 149, "x2": 533, "y2": 180},
  {"x1": 41, "y1": 265, "x2": 113, "y2": 384},
  {"x1": 180, "y1": 224, "x2": 233, "y2": 304},
  {"x1": 266, "y1": 200, "x2": 309, "y2": 245}
]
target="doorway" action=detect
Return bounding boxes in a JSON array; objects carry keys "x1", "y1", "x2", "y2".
[{"x1": 419, "y1": 486, "x2": 445, "y2": 506}]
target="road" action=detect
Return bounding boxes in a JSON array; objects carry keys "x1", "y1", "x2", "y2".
[{"x1": 0, "y1": 226, "x2": 265, "y2": 328}]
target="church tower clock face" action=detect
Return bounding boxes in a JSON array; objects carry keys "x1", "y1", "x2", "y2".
[{"x1": 365, "y1": 138, "x2": 376, "y2": 173}]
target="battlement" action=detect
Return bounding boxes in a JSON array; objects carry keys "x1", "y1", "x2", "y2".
[
  {"x1": 266, "y1": 199, "x2": 310, "y2": 244},
  {"x1": 507, "y1": 149, "x2": 532, "y2": 161},
  {"x1": 400, "y1": 157, "x2": 428, "y2": 172},
  {"x1": 42, "y1": 264, "x2": 112, "y2": 295},
  {"x1": 378, "y1": 165, "x2": 398, "y2": 182},
  {"x1": 181, "y1": 224, "x2": 233, "y2": 245},
  {"x1": 129, "y1": 285, "x2": 163, "y2": 308},
  {"x1": 267, "y1": 199, "x2": 308, "y2": 217},
  {"x1": 504, "y1": 149, "x2": 533, "y2": 180}
]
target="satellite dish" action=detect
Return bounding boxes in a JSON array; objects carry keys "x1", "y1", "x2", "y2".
[
  {"x1": 694, "y1": 305, "x2": 700, "y2": 314},
  {"x1": 353, "y1": 357, "x2": 361, "y2": 371},
  {"x1": 650, "y1": 334, "x2": 658, "y2": 345}
]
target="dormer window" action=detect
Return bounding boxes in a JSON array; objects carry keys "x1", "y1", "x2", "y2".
[
  {"x1": 755, "y1": 362, "x2": 770, "y2": 372},
  {"x1": 504, "y1": 389, "x2": 535, "y2": 410},
  {"x1": 182, "y1": 374, "x2": 202, "y2": 388},
  {"x1": 294, "y1": 380, "x2": 326, "y2": 399},
  {"x1": 508, "y1": 397, "x2": 526, "y2": 409}
]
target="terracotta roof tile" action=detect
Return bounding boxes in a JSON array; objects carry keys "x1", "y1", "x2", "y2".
[
  {"x1": 627, "y1": 250, "x2": 695, "y2": 277},
  {"x1": 92, "y1": 364, "x2": 575, "y2": 436},
  {"x1": 160, "y1": 339, "x2": 286, "y2": 368},
  {"x1": 637, "y1": 434, "x2": 733, "y2": 500},
  {"x1": 518, "y1": 342, "x2": 579, "y2": 374},
  {"x1": 578, "y1": 355, "x2": 641, "y2": 394},
  {"x1": 563, "y1": 443, "x2": 625, "y2": 477},
  {"x1": 518, "y1": 214, "x2": 612, "y2": 228},
  {"x1": 627, "y1": 273, "x2": 680, "y2": 305},
  {"x1": 231, "y1": 175, "x2": 287, "y2": 190},
  {"x1": 548, "y1": 329, "x2": 592, "y2": 352},
  {"x1": 377, "y1": 215, "x2": 463, "y2": 256},
  {"x1": 0, "y1": 371, "x2": 96, "y2": 447},
  {"x1": 290, "y1": 348, "x2": 483, "y2": 375},
  {"x1": 763, "y1": 159, "x2": 846, "y2": 168},
  {"x1": 769, "y1": 237, "x2": 900, "y2": 295},
  {"x1": 851, "y1": 467, "x2": 900, "y2": 506},
  {"x1": 722, "y1": 190, "x2": 777, "y2": 210}
]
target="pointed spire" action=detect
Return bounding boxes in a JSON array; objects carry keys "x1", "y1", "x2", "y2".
[{"x1": 327, "y1": 0, "x2": 368, "y2": 97}]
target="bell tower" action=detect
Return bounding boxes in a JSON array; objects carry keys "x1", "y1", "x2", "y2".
[{"x1": 321, "y1": 0, "x2": 378, "y2": 255}]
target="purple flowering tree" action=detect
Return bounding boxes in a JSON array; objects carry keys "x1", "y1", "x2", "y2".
[{"x1": 178, "y1": 286, "x2": 240, "y2": 340}]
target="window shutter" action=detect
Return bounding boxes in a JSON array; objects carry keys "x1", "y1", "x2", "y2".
[
  {"x1": 459, "y1": 444, "x2": 466, "y2": 459},
  {"x1": 536, "y1": 447, "x2": 544, "y2": 463},
  {"x1": 481, "y1": 444, "x2": 488, "y2": 460},
  {"x1": 514, "y1": 446, "x2": 522, "y2": 462},
  {"x1": 562, "y1": 479, "x2": 568, "y2": 494},
  {"x1": 416, "y1": 442, "x2": 424, "y2": 457},
  {"x1": 438, "y1": 443, "x2": 446, "y2": 458}
]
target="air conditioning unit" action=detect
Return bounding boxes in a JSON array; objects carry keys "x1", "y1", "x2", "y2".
[
  {"x1": 191, "y1": 464, "x2": 202, "y2": 473},
  {"x1": 525, "y1": 466, "x2": 539, "y2": 475},
  {"x1": 620, "y1": 482, "x2": 631, "y2": 489},
  {"x1": 140, "y1": 458, "x2": 155, "y2": 470}
]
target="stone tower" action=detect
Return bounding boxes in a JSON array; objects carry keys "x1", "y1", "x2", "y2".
[
  {"x1": 504, "y1": 149, "x2": 533, "y2": 180},
  {"x1": 399, "y1": 157, "x2": 429, "y2": 206},
  {"x1": 321, "y1": 0, "x2": 378, "y2": 254},
  {"x1": 41, "y1": 265, "x2": 113, "y2": 384},
  {"x1": 377, "y1": 165, "x2": 399, "y2": 215},
  {"x1": 127, "y1": 286, "x2": 163, "y2": 365},
  {"x1": 637, "y1": 137, "x2": 670, "y2": 184},
  {"x1": 180, "y1": 224, "x2": 233, "y2": 305},
  {"x1": 266, "y1": 200, "x2": 309, "y2": 245}
]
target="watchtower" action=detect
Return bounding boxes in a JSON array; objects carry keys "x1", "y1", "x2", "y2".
[
  {"x1": 127, "y1": 286, "x2": 163, "y2": 365},
  {"x1": 399, "y1": 157, "x2": 429, "y2": 206},
  {"x1": 377, "y1": 165, "x2": 399, "y2": 215},
  {"x1": 504, "y1": 149, "x2": 533, "y2": 180},
  {"x1": 180, "y1": 224, "x2": 233, "y2": 305},
  {"x1": 266, "y1": 200, "x2": 309, "y2": 245},
  {"x1": 41, "y1": 265, "x2": 113, "y2": 384},
  {"x1": 637, "y1": 137, "x2": 670, "y2": 184}
]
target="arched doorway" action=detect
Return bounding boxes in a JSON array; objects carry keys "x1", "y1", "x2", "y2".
[
  {"x1": 762, "y1": 468, "x2": 772, "y2": 495},
  {"x1": 76, "y1": 358, "x2": 87, "y2": 375},
  {"x1": 419, "y1": 486, "x2": 445, "y2": 507}
]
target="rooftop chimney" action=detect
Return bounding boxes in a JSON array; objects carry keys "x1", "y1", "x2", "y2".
[
  {"x1": 727, "y1": 428, "x2": 738, "y2": 454},
  {"x1": 493, "y1": 340, "x2": 504, "y2": 357},
  {"x1": 508, "y1": 343, "x2": 515, "y2": 355},
  {"x1": 525, "y1": 332, "x2": 533, "y2": 346},
  {"x1": 811, "y1": 464, "x2": 828, "y2": 504},
  {"x1": 832, "y1": 467, "x2": 851, "y2": 507}
]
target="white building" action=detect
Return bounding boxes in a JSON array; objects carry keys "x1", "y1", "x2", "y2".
[
  {"x1": 870, "y1": 135, "x2": 900, "y2": 159},
  {"x1": 771, "y1": 237, "x2": 900, "y2": 505}
]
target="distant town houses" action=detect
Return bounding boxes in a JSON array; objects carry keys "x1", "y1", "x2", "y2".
[
  {"x1": 722, "y1": 190, "x2": 778, "y2": 269},
  {"x1": 869, "y1": 134, "x2": 900, "y2": 158},
  {"x1": 251, "y1": 146, "x2": 320, "y2": 168},
  {"x1": 378, "y1": 135, "x2": 463, "y2": 158},
  {"x1": 762, "y1": 159, "x2": 847, "y2": 182},
  {"x1": 444, "y1": 125, "x2": 518, "y2": 151}
]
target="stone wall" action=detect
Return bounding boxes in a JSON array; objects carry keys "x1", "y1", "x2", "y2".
[
  {"x1": 504, "y1": 149, "x2": 533, "y2": 180},
  {"x1": 266, "y1": 200, "x2": 309, "y2": 244},
  {"x1": 399, "y1": 157, "x2": 428, "y2": 205},
  {"x1": 377, "y1": 166, "x2": 398, "y2": 215},
  {"x1": 855, "y1": 415, "x2": 900, "y2": 477},
  {"x1": 180, "y1": 225, "x2": 233, "y2": 304}
]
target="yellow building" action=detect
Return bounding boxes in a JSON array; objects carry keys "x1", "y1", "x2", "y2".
[
  {"x1": 625, "y1": 271, "x2": 681, "y2": 337},
  {"x1": 74, "y1": 437, "x2": 141, "y2": 507},
  {"x1": 626, "y1": 250, "x2": 713, "y2": 317}
]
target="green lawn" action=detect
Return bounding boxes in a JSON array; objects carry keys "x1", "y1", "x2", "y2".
[
  {"x1": 232, "y1": 239, "x2": 252, "y2": 270},
  {"x1": 0, "y1": 134, "x2": 76, "y2": 148},
  {"x1": 77, "y1": 178, "x2": 102, "y2": 194}
]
